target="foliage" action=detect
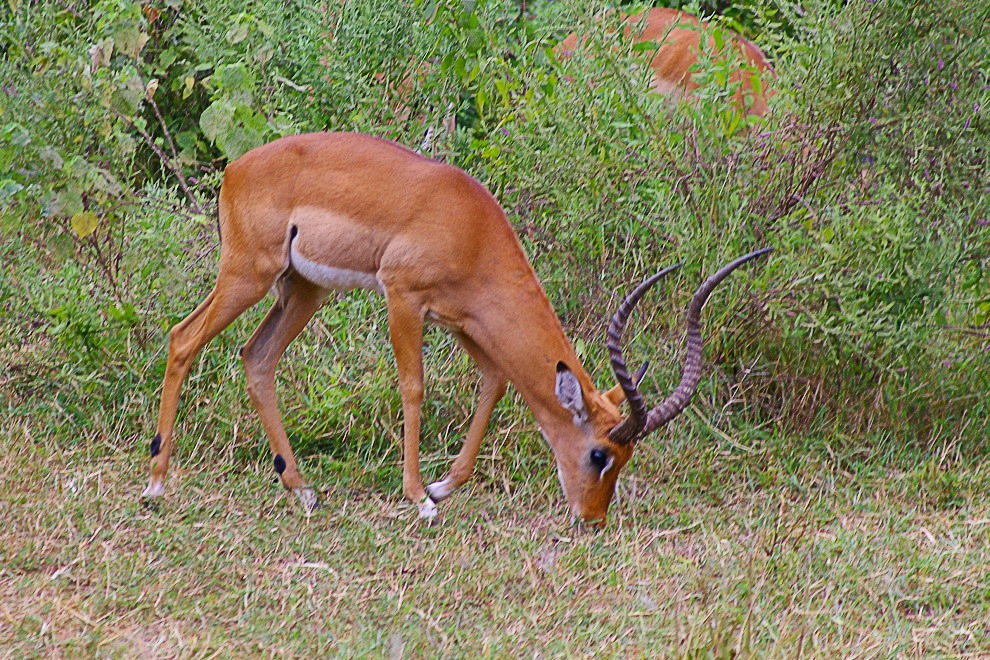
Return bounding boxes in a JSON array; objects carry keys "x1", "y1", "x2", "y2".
[{"x1": 3, "y1": 0, "x2": 987, "y2": 452}]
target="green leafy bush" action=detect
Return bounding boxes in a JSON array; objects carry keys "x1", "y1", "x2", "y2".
[{"x1": 1, "y1": 0, "x2": 986, "y2": 462}]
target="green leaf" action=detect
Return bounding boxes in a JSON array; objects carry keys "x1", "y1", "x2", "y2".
[
  {"x1": 226, "y1": 22, "x2": 250, "y2": 45},
  {"x1": 465, "y1": 29, "x2": 484, "y2": 54},
  {"x1": 234, "y1": 103, "x2": 267, "y2": 133},
  {"x1": 107, "y1": 302, "x2": 139, "y2": 326},
  {"x1": 750, "y1": 72, "x2": 763, "y2": 96},
  {"x1": 89, "y1": 168, "x2": 123, "y2": 197},
  {"x1": 200, "y1": 101, "x2": 233, "y2": 141},
  {"x1": 39, "y1": 146, "x2": 63, "y2": 169},
  {"x1": 175, "y1": 130, "x2": 198, "y2": 152},
  {"x1": 51, "y1": 187, "x2": 84, "y2": 218},
  {"x1": 218, "y1": 127, "x2": 263, "y2": 161},
  {"x1": 215, "y1": 63, "x2": 253, "y2": 92},
  {"x1": 71, "y1": 211, "x2": 99, "y2": 238},
  {"x1": 0, "y1": 179, "x2": 24, "y2": 199},
  {"x1": 3, "y1": 122, "x2": 31, "y2": 147},
  {"x1": 114, "y1": 25, "x2": 149, "y2": 58},
  {"x1": 109, "y1": 75, "x2": 145, "y2": 116},
  {"x1": 159, "y1": 48, "x2": 178, "y2": 70},
  {"x1": 439, "y1": 51, "x2": 455, "y2": 73},
  {"x1": 453, "y1": 55, "x2": 467, "y2": 80},
  {"x1": 254, "y1": 43, "x2": 274, "y2": 65},
  {"x1": 712, "y1": 27, "x2": 726, "y2": 50}
]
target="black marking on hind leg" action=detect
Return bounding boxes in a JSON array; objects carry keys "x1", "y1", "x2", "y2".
[
  {"x1": 150, "y1": 434, "x2": 162, "y2": 458},
  {"x1": 274, "y1": 454, "x2": 286, "y2": 475}
]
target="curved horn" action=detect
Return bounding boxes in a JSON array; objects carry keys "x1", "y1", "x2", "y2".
[
  {"x1": 641, "y1": 246, "x2": 773, "y2": 437},
  {"x1": 607, "y1": 262, "x2": 683, "y2": 444}
]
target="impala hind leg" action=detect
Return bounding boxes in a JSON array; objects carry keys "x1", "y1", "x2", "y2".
[
  {"x1": 145, "y1": 273, "x2": 272, "y2": 502},
  {"x1": 383, "y1": 292, "x2": 432, "y2": 518},
  {"x1": 427, "y1": 333, "x2": 507, "y2": 502},
  {"x1": 241, "y1": 272, "x2": 327, "y2": 513}
]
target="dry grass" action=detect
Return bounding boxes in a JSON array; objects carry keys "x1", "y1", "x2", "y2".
[{"x1": 3, "y1": 414, "x2": 989, "y2": 657}]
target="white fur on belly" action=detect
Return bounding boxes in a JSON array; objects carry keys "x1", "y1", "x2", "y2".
[{"x1": 290, "y1": 243, "x2": 384, "y2": 293}]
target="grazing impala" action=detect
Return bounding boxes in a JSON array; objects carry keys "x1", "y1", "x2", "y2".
[
  {"x1": 143, "y1": 132, "x2": 769, "y2": 527},
  {"x1": 558, "y1": 7, "x2": 776, "y2": 116}
]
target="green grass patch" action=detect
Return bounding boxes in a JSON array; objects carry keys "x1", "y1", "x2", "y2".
[{"x1": 4, "y1": 424, "x2": 990, "y2": 655}]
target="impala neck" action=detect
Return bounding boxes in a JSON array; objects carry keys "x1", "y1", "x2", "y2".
[{"x1": 466, "y1": 273, "x2": 599, "y2": 436}]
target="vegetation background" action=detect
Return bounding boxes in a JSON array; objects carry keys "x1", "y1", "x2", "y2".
[{"x1": 2, "y1": 0, "x2": 988, "y2": 655}]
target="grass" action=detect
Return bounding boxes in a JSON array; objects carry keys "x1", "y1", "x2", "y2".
[{"x1": 4, "y1": 405, "x2": 990, "y2": 656}]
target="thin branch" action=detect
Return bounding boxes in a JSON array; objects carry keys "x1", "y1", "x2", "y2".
[
  {"x1": 108, "y1": 106, "x2": 206, "y2": 216},
  {"x1": 146, "y1": 91, "x2": 183, "y2": 178}
]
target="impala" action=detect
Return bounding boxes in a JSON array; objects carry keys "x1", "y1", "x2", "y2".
[
  {"x1": 558, "y1": 7, "x2": 776, "y2": 116},
  {"x1": 142, "y1": 132, "x2": 769, "y2": 526}
]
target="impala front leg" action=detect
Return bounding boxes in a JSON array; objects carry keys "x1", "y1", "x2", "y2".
[
  {"x1": 427, "y1": 333, "x2": 507, "y2": 502},
  {"x1": 385, "y1": 291, "x2": 434, "y2": 519}
]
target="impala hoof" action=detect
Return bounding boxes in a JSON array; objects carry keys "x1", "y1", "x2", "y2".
[
  {"x1": 571, "y1": 516, "x2": 606, "y2": 531},
  {"x1": 425, "y1": 478, "x2": 453, "y2": 502},
  {"x1": 141, "y1": 479, "x2": 165, "y2": 513},
  {"x1": 293, "y1": 487, "x2": 319, "y2": 515},
  {"x1": 142, "y1": 481, "x2": 165, "y2": 499},
  {"x1": 417, "y1": 496, "x2": 438, "y2": 521}
]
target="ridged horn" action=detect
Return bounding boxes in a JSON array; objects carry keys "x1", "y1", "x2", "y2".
[
  {"x1": 607, "y1": 263, "x2": 683, "y2": 444},
  {"x1": 609, "y1": 247, "x2": 773, "y2": 444}
]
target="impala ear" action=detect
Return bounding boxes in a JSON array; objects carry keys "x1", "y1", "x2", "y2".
[
  {"x1": 554, "y1": 362, "x2": 588, "y2": 424},
  {"x1": 603, "y1": 384, "x2": 626, "y2": 407}
]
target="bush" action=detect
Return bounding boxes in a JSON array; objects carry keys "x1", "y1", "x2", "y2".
[{"x1": 1, "y1": 0, "x2": 986, "y2": 462}]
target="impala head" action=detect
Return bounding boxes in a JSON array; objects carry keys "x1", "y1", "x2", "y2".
[
  {"x1": 551, "y1": 248, "x2": 772, "y2": 528},
  {"x1": 551, "y1": 360, "x2": 637, "y2": 527}
]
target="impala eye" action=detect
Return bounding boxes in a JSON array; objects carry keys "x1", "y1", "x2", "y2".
[{"x1": 589, "y1": 448, "x2": 610, "y2": 471}]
